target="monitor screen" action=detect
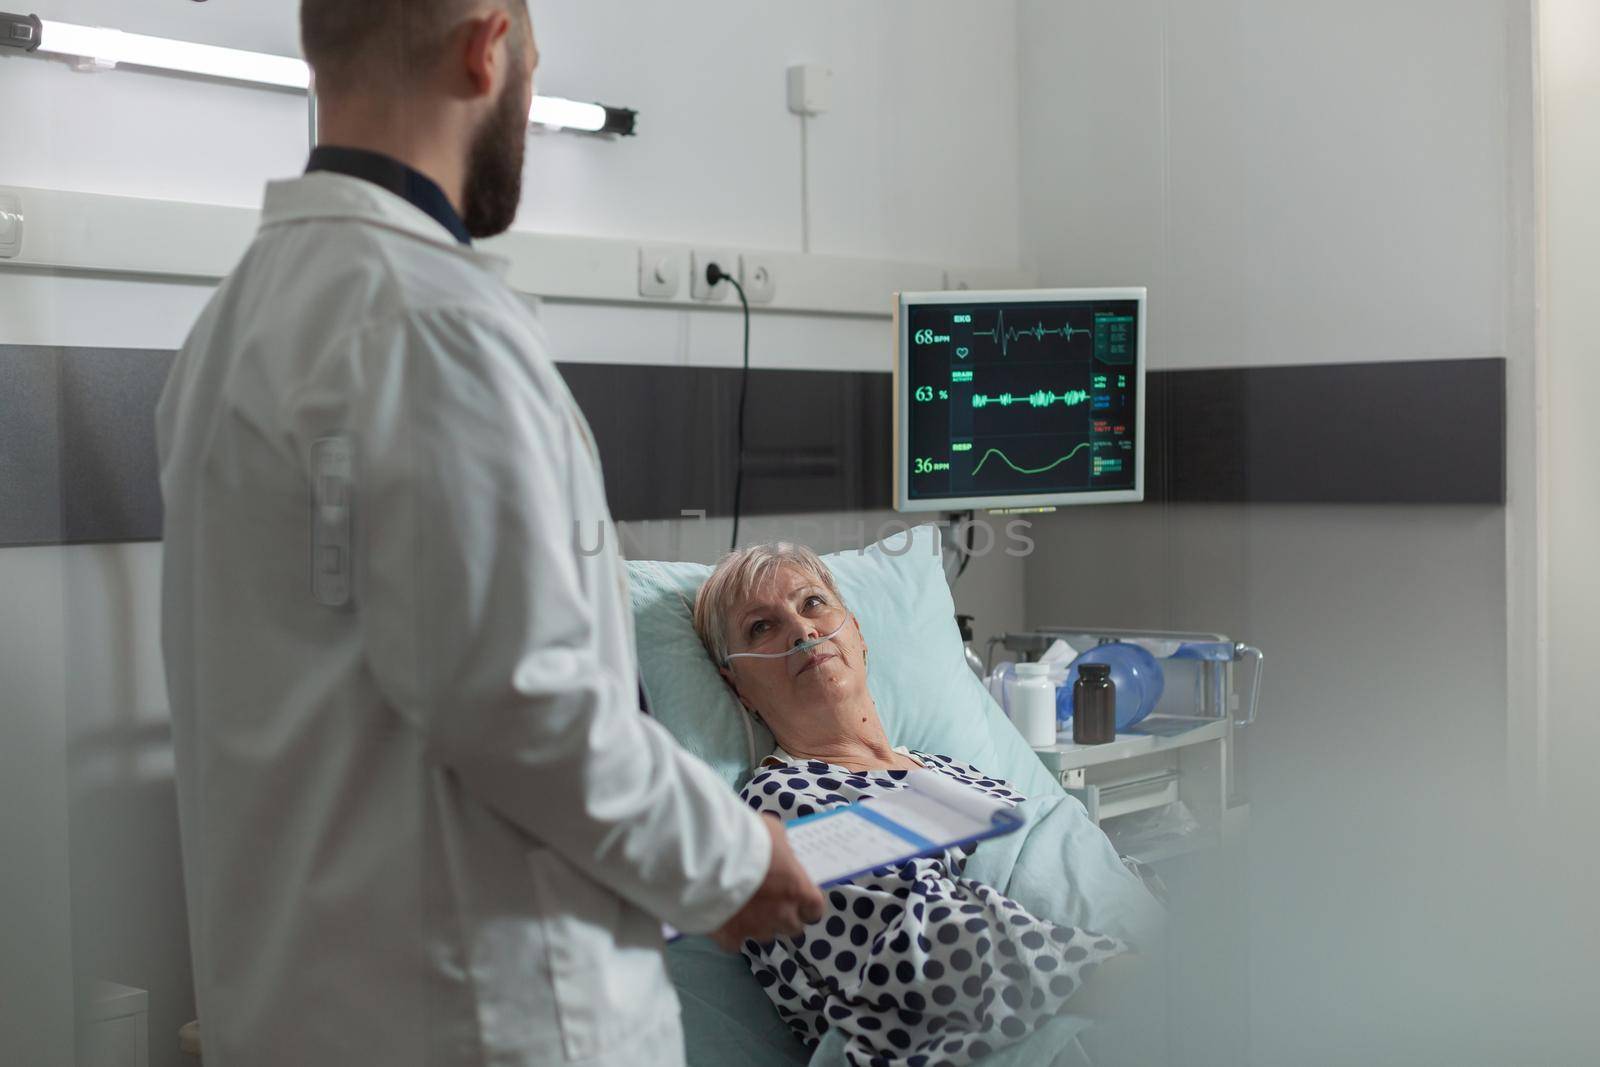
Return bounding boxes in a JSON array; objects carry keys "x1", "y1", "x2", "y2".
[{"x1": 894, "y1": 287, "x2": 1145, "y2": 512}]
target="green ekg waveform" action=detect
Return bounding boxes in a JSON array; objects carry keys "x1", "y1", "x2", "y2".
[
  {"x1": 971, "y1": 309, "x2": 1092, "y2": 357},
  {"x1": 970, "y1": 442, "x2": 1092, "y2": 477},
  {"x1": 970, "y1": 389, "x2": 1090, "y2": 410}
]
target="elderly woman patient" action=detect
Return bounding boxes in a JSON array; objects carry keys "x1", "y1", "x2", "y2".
[{"x1": 692, "y1": 542, "x2": 1134, "y2": 1067}]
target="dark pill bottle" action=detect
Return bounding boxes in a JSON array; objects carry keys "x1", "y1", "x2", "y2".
[{"x1": 1073, "y1": 663, "x2": 1116, "y2": 745}]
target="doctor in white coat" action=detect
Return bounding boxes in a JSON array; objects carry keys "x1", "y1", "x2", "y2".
[{"x1": 156, "y1": 2, "x2": 823, "y2": 1065}]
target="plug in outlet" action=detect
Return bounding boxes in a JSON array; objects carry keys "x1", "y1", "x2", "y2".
[
  {"x1": 738, "y1": 254, "x2": 777, "y2": 304},
  {"x1": 690, "y1": 249, "x2": 734, "y2": 301}
]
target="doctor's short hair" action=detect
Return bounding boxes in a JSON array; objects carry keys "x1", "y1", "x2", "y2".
[
  {"x1": 692, "y1": 543, "x2": 846, "y2": 668},
  {"x1": 301, "y1": 0, "x2": 531, "y2": 95}
]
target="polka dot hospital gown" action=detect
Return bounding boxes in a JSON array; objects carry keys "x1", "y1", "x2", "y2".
[{"x1": 739, "y1": 752, "x2": 1127, "y2": 1067}]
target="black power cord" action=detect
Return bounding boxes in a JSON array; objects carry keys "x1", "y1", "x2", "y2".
[
  {"x1": 945, "y1": 509, "x2": 977, "y2": 583},
  {"x1": 705, "y1": 262, "x2": 751, "y2": 552},
  {"x1": 956, "y1": 508, "x2": 976, "y2": 580}
]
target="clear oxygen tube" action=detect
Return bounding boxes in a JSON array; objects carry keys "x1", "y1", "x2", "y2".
[{"x1": 722, "y1": 617, "x2": 849, "y2": 666}]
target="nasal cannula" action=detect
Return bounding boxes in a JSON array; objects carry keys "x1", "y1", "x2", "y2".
[{"x1": 723, "y1": 617, "x2": 849, "y2": 665}]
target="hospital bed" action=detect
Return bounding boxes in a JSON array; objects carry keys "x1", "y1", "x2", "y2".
[{"x1": 628, "y1": 524, "x2": 1170, "y2": 1067}]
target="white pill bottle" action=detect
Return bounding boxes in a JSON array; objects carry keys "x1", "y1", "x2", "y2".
[{"x1": 1009, "y1": 662, "x2": 1058, "y2": 747}]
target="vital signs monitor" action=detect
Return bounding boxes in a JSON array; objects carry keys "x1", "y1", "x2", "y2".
[{"x1": 893, "y1": 287, "x2": 1146, "y2": 512}]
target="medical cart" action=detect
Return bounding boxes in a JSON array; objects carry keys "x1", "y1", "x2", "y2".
[
  {"x1": 995, "y1": 626, "x2": 1263, "y2": 1064},
  {"x1": 989, "y1": 626, "x2": 1263, "y2": 865}
]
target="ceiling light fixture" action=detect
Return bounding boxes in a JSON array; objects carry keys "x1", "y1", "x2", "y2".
[{"x1": 0, "y1": 10, "x2": 637, "y2": 136}]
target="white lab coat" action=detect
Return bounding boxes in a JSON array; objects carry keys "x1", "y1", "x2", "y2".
[{"x1": 156, "y1": 172, "x2": 769, "y2": 1067}]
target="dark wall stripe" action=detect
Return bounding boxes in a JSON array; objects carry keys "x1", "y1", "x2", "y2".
[
  {"x1": 1144, "y1": 358, "x2": 1507, "y2": 505},
  {"x1": 60, "y1": 348, "x2": 174, "y2": 540},
  {"x1": 0, "y1": 347, "x2": 1507, "y2": 548},
  {"x1": 0, "y1": 345, "x2": 64, "y2": 546},
  {"x1": 559, "y1": 363, "x2": 891, "y2": 522},
  {"x1": 1, "y1": 346, "x2": 174, "y2": 547}
]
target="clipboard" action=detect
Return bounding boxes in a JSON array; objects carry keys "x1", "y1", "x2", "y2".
[
  {"x1": 664, "y1": 771, "x2": 1024, "y2": 943},
  {"x1": 783, "y1": 769, "x2": 1025, "y2": 887}
]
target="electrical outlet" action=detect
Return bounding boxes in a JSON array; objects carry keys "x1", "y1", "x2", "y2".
[
  {"x1": 739, "y1": 254, "x2": 777, "y2": 304},
  {"x1": 690, "y1": 249, "x2": 734, "y2": 301},
  {"x1": 0, "y1": 193, "x2": 22, "y2": 260},
  {"x1": 637, "y1": 245, "x2": 680, "y2": 298}
]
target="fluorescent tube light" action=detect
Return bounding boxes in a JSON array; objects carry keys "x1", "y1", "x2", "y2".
[
  {"x1": 1, "y1": 12, "x2": 635, "y2": 135},
  {"x1": 39, "y1": 18, "x2": 311, "y2": 88},
  {"x1": 528, "y1": 96, "x2": 605, "y2": 132}
]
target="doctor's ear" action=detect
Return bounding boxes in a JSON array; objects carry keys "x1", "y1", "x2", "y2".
[{"x1": 457, "y1": 10, "x2": 515, "y2": 98}]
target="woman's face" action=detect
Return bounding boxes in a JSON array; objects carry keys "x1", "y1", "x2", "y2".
[{"x1": 718, "y1": 565, "x2": 870, "y2": 728}]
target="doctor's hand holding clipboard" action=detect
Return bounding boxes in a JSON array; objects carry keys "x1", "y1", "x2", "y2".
[{"x1": 710, "y1": 816, "x2": 828, "y2": 951}]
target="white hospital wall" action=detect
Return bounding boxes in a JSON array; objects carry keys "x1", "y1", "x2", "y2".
[
  {"x1": 1014, "y1": 0, "x2": 1546, "y2": 1062},
  {"x1": 0, "y1": 3, "x2": 1025, "y2": 1065},
  {"x1": 1527, "y1": 16, "x2": 1600, "y2": 1042},
  {"x1": 0, "y1": 549, "x2": 74, "y2": 1067},
  {"x1": 1018, "y1": 0, "x2": 1514, "y2": 374},
  {"x1": 0, "y1": 0, "x2": 1022, "y2": 264},
  {"x1": 1538, "y1": 0, "x2": 1600, "y2": 820}
]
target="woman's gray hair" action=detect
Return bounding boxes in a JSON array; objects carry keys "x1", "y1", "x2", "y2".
[{"x1": 692, "y1": 542, "x2": 845, "y2": 666}]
